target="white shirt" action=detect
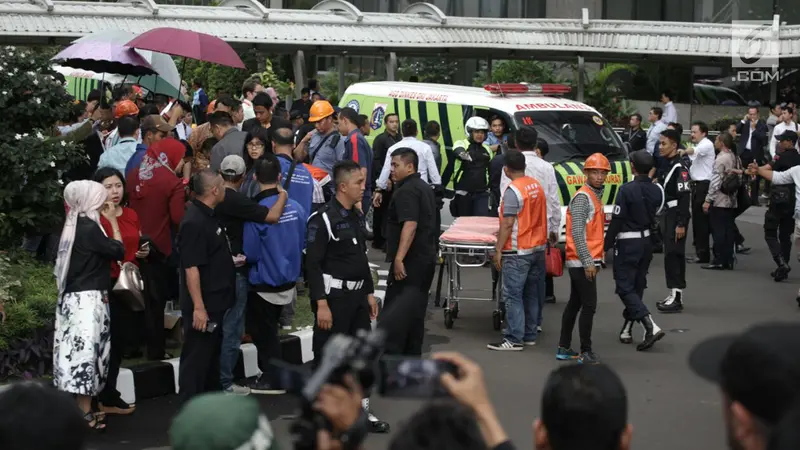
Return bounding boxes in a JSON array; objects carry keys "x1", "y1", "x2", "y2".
[
  {"x1": 176, "y1": 122, "x2": 192, "y2": 141},
  {"x1": 771, "y1": 121, "x2": 799, "y2": 158},
  {"x1": 770, "y1": 165, "x2": 800, "y2": 219},
  {"x1": 661, "y1": 102, "x2": 678, "y2": 125},
  {"x1": 689, "y1": 137, "x2": 715, "y2": 181},
  {"x1": 499, "y1": 151, "x2": 562, "y2": 235},
  {"x1": 646, "y1": 121, "x2": 667, "y2": 155},
  {"x1": 242, "y1": 99, "x2": 255, "y2": 122},
  {"x1": 376, "y1": 137, "x2": 441, "y2": 189}
]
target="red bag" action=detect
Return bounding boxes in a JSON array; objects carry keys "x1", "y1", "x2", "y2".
[{"x1": 546, "y1": 245, "x2": 563, "y2": 277}]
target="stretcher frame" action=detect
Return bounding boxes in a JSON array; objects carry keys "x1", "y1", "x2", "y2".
[{"x1": 434, "y1": 240, "x2": 504, "y2": 330}]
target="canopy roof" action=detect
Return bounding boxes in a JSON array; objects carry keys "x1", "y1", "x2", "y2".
[{"x1": 2, "y1": 0, "x2": 799, "y2": 65}]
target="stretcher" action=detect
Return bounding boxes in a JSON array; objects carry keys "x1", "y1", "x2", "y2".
[{"x1": 435, "y1": 217, "x2": 504, "y2": 330}]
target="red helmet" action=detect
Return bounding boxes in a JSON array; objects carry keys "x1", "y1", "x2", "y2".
[{"x1": 584, "y1": 153, "x2": 611, "y2": 172}]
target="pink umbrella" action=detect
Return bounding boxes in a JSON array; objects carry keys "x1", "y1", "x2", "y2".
[{"x1": 126, "y1": 28, "x2": 245, "y2": 69}]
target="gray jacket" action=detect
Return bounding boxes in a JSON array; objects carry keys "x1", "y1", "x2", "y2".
[
  {"x1": 706, "y1": 150, "x2": 739, "y2": 209},
  {"x1": 210, "y1": 128, "x2": 247, "y2": 172}
]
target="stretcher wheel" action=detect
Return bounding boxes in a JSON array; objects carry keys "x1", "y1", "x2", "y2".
[
  {"x1": 451, "y1": 303, "x2": 459, "y2": 319},
  {"x1": 444, "y1": 310, "x2": 454, "y2": 329},
  {"x1": 492, "y1": 310, "x2": 502, "y2": 331}
]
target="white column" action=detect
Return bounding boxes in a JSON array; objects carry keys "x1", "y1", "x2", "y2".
[
  {"x1": 292, "y1": 50, "x2": 306, "y2": 98},
  {"x1": 385, "y1": 52, "x2": 397, "y2": 82},
  {"x1": 577, "y1": 55, "x2": 585, "y2": 103},
  {"x1": 337, "y1": 55, "x2": 346, "y2": 99}
]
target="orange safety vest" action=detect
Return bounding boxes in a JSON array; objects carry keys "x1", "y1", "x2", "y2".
[
  {"x1": 565, "y1": 185, "x2": 605, "y2": 268},
  {"x1": 303, "y1": 163, "x2": 331, "y2": 186},
  {"x1": 499, "y1": 176, "x2": 548, "y2": 254}
]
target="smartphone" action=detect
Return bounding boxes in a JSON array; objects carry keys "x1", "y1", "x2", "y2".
[
  {"x1": 378, "y1": 357, "x2": 458, "y2": 398},
  {"x1": 139, "y1": 242, "x2": 149, "y2": 251},
  {"x1": 205, "y1": 321, "x2": 218, "y2": 333}
]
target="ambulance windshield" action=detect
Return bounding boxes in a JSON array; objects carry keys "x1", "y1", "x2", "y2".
[{"x1": 513, "y1": 111, "x2": 627, "y2": 164}]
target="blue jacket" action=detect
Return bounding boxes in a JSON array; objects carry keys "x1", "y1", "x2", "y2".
[
  {"x1": 243, "y1": 188, "x2": 307, "y2": 290},
  {"x1": 125, "y1": 143, "x2": 149, "y2": 177},
  {"x1": 277, "y1": 154, "x2": 314, "y2": 218}
]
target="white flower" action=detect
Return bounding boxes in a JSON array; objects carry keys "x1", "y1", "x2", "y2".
[
  {"x1": 50, "y1": 161, "x2": 56, "y2": 167},
  {"x1": 60, "y1": 141, "x2": 66, "y2": 147},
  {"x1": 34, "y1": 98, "x2": 41, "y2": 104},
  {"x1": 23, "y1": 133, "x2": 28, "y2": 137},
  {"x1": 57, "y1": 179, "x2": 64, "y2": 186},
  {"x1": 6, "y1": 73, "x2": 11, "y2": 77},
  {"x1": 36, "y1": 131, "x2": 43, "y2": 140},
  {"x1": 33, "y1": 79, "x2": 38, "y2": 86},
  {"x1": 26, "y1": 71, "x2": 34, "y2": 76},
  {"x1": 14, "y1": 133, "x2": 22, "y2": 140}
]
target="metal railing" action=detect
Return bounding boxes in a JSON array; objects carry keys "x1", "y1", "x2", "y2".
[{"x1": 612, "y1": 127, "x2": 721, "y2": 137}]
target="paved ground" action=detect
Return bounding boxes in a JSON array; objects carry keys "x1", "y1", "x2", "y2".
[{"x1": 87, "y1": 208, "x2": 800, "y2": 450}]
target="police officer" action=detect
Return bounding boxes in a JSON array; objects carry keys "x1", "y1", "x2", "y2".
[
  {"x1": 604, "y1": 151, "x2": 666, "y2": 351},
  {"x1": 753, "y1": 130, "x2": 800, "y2": 281},
  {"x1": 305, "y1": 160, "x2": 388, "y2": 433},
  {"x1": 655, "y1": 128, "x2": 692, "y2": 313}
]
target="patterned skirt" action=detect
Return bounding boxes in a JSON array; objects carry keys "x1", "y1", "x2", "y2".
[{"x1": 53, "y1": 290, "x2": 111, "y2": 396}]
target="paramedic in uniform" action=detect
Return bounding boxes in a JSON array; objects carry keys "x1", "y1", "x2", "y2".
[
  {"x1": 656, "y1": 129, "x2": 692, "y2": 313},
  {"x1": 304, "y1": 160, "x2": 387, "y2": 433},
  {"x1": 604, "y1": 151, "x2": 666, "y2": 352},
  {"x1": 557, "y1": 153, "x2": 611, "y2": 365},
  {"x1": 449, "y1": 117, "x2": 494, "y2": 217}
]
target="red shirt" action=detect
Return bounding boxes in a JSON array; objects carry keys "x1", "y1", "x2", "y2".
[
  {"x1": 100, "y1": 207, "x2": 141, "y2": 279},
  {"x1": 127, "y1": 166, "x2": 186, "y2": 258}
]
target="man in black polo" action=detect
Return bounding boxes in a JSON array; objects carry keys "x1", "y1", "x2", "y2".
[
  {"x1": 177, "y1": 169, "x2": 235, "y2": 403},
  {"x1": 379, "y1": 148, "x2": 438, "y2": 356}
]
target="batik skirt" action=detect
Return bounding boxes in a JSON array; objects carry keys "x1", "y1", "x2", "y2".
[{"x1": 53, "y1": 290, "x2": 111, "y2": 396}]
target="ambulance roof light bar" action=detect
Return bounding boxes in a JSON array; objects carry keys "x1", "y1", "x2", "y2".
[{"x1": 484, "y1": 83, "x2": 572, "y2": 96}]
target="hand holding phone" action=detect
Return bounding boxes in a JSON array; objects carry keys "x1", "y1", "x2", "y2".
[{"x1": 378, "y1": 357, "x2": 458, "y2": 398}]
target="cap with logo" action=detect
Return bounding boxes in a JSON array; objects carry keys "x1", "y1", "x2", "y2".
[
  {"x1": 776, "y1": 130, "x2": 798, "y2": 143},
  {"x1": 141, "y1": 114, "x2": 175, "y2": 133},
  {"x1": 220, "y1": 154, "x2": 246, "y2": 177},
  {"x1": 689, "y1": 322, "x2": 800, "y2": 425}
]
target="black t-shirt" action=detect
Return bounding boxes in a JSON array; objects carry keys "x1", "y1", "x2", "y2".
[
  {"x1": 64, "y1": 216, "x2": 125, "y2": 294},
  {"x1": 386, "y1": 173, "x2": 438, "y2": 264},
  {"x1": 771, "y1": 149, "x2": 800, "y2": 172},
  {"x1": 215, "y1": 187, "x2": 269, "y2": 259},
  {"x1": 178, "y1": 199, "x2": 236, "y2": 313}
]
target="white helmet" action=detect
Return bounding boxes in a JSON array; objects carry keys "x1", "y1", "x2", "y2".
[{"x1": 465, "y1": 116, "x2": 490, "y2": 133}]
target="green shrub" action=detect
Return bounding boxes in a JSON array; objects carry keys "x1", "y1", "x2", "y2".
[{"x1": 0, "y1": 252, "x2": 57, "y2": 351}]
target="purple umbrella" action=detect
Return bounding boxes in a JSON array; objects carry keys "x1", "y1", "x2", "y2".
[{"x1": 52, "y1": 41, "x2": 156, "y2": 77}]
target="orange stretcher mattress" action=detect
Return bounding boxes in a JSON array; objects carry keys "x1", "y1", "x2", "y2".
[{"x1": 439, "y1": 217, "x2": 499, "y2": 245}]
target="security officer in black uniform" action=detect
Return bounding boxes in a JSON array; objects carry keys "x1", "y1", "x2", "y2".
[
  {"x1": 604, "y1": 151, "x2": 666, "y2": 351},
  {"x1": 305, "y1": 159, "x2": 389, "y2": 433},
  {"x1": 655, "y1": 128, "x2": 692, "y2": 313},
  {"x1": 755, "y1": 130, "x2": 800, "y2": 281}
]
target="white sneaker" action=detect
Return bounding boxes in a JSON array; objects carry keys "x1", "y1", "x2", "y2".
[
  {"x1": 224, "y1": 384, "x2": 251, "y2": 396},
  {"x1": 537, "y1": 325, "x2": 543, "y2": 333}
]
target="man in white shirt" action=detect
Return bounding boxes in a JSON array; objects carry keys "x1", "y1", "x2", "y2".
[
  {"x1": 373, "y1": 119, "x2": 441, "y2": 200},
  {"x1": 646, "y1": 107, "x2": 668, "y2": 155},
  {"x1": 241, "y1": 79, "x2": 264, "y2": 122},
  {"x1": 678, "y1": 121, "x2": 715, "y2": 263},
  {"x1": 771, "y1": 107, "x2": 799, "y2": 159},
  {"x1": 660, "y1": 90, "x2": 678, "y2": 125}
]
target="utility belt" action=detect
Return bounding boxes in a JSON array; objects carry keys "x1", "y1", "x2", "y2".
[
  {"x1": 617, "y1": 230, "x2": 651, "y2": 240},
  {"x1": 322, "y1": 274, "x2": 366, "y2": 294},
  {"x1": 690, "y1": 180, "x2": 710, "y2": 187}
]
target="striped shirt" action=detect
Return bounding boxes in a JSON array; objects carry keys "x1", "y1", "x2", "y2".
[{"x1": 569, "y1": 184, "x2": 605, "y2": 268}]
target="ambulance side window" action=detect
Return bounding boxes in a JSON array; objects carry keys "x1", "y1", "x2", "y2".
[{"x1": 473, "y1": 108, "x2": 513, "y2": 137}]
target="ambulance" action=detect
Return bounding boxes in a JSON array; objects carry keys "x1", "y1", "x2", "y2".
[{"x1": 339, "y1": 81, "x2": 631, "y2": 240}]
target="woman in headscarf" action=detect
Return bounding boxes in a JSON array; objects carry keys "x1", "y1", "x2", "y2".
[
  {"x1": 53, "y1": 180, "x2": 125, "y2": 431},
  {"x1": 127, "y1": 137, "x2": 187, "y2": 360},
  {"x1": 240, "y1": 127, "x2": 271, "y2": 198}
]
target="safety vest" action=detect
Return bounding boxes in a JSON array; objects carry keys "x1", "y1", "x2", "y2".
[
  {"x1": 565, "y1": 185, "x2": 605, "y2": 268},
  {"x1": 441, "y1": 139, "x2": 494, "y2": 191},
  {"x1": 499, "y1": 176, "x2": 547, "y2": 254}
]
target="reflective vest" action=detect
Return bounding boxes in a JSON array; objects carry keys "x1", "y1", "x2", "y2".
[
  {"x1": 441, "y1": 139, "x2": 493, "y2": 191},
  {"x1": 565, "y1": 185, "x2": 605, "y2": 268},
  {"x1": 499, "y1": 176, "x2": 548, "y2": 254}
]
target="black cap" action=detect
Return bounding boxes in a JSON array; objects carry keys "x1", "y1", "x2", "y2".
[
  {"x1": 776, "y1": 130, "x2": 798, "y2": 143},
  {"x1": 629, "y1": 150, "x2": 654, "y2": 174},
  {"x1": 289, "y1": 110, "x2": 303, "y2": 120},
  {"x1": 689, "y1": 322, "x2": 800, "y2": 425}
]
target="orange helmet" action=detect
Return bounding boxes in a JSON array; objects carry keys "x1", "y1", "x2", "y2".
[
  {"x1": 114, "y1": 100, "x2": 139, "y2": 119},
  {"x1": 309, "y1": 100, "x2": 335, "y2": 123},
  {"x1": 207, "y1": 100, "x2": 217, "y2": 114},
  {"x1": 584, "y1": 153, "x2": 611, "y2": 172}
]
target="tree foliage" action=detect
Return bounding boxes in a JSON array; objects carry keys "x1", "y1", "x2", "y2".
[
  {"x1": 0, "y1": 46, "x2": 88, "y2": 247},
  {"x1": 474, "y1": 60, "x2": 567, "y2": 86},
  {"x1": 398, "y1": 57, "x2": 460, "y2": 84},
  {"x1": 181, "y1": 50, "x2": 292, "y2": 101}
]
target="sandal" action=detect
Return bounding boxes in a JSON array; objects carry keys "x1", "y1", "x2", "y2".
[
  {"x1": 99, "y1": 398, "x2": 136, "y2": 415},
  {"x1": 84, "y1": 411, "x2": 107, "y2": 431}
]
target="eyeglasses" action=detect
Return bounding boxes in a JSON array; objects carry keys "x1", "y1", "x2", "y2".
[{"x1": 247, "y1": 141, "x2": 265, "y2": 148}]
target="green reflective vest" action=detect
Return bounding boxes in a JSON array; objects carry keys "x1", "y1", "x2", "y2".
[{"x1": 440, "y1": 139, "x2": 494, "y2": 191}]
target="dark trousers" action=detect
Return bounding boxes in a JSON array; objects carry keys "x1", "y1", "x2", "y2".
[
  {"x1": 380, "y1": 259, "x2": 436, "y2": 356},
  {"x1": 613, "y1": 238, "x2": 653, "y2": 321},
  {"x1": 372, "y1": 190, "x2": 392, "y2": 247},
  {"x1": 558, "y1": 267, "x2": 598, "y2": 353},
  {"x1": 245, "y1": 292, "x2": 283, "y2": 374},
  {"x1": 764, "y1": 209, "x2": 795, "y2": 266},
  {"x1": 178, "y1": 310, "x2": 225, "y2": 404},
  {"x1": 99, "y1": 289, "x2": 134, "y2": 404},
  {"x1": 140, "y1": 259, "x2": 169, "y2": 360},
  {"x1": 453, "y1": 192, "x2": 491, "y2": 217},
  {"x1": 312, "y1": 290, "x2": 372, "y2": 367},
  {"x1": 691, "y1": 181, "x2": 711, "y2": 260},
  {"x1": 545, "y1": 276, "x2": 554, "y2": 298},
  {"x1": 661, "y1": 211, "x2": 687, "y2": 289},
  {"x1": 710, "y1": 207, "x2": 737, "y2": 267}
]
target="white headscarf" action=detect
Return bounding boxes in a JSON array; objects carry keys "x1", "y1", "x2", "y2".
[{"x1": 54, "y1": 180, "x2": 109, "y2": 296}]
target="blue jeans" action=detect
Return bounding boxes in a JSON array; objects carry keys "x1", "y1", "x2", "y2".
[
  {"x1": 502, "y1": 251, "x2": 545, "y2": 344},
  {"x1": 220, "y1": 272, "x2": 248, "y2": 389}
]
